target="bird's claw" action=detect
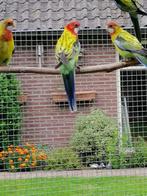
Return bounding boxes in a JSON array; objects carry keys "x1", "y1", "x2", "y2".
[{"x1": 76, "y1": 65, "x2": 81, "y2": 72}]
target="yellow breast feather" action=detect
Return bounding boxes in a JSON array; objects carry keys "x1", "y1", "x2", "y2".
[{"x1": 55, "y1": 28, "x2": 77, "y2": 61}]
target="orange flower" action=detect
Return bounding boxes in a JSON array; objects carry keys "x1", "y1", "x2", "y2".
[
  {"x1": 31, "y1": 161, "x2": 36, "y2": 167},
  {"x1": 0, "y1": 152, "x2": 2, "y2": 158},
  {"x1": 31, "y1": 147, "x2": 37, "y2": 153},
  {"x1": 37, "y1": 153, "x2": 47, "y2": 160},
  {"x1": 8, "y1": 150, "x2": 13, "y2": 154},
  {"x1": 19, "y1": 163, "x2": 26, "y2": 168},
  {"x1": 18, "y1": 157, "x2": 22, "y2": 162},
  {"x1": 15, "y1": 147, "x2": 24, "y2": 155},
  {"x1": 15, "y1": 147, "x2": 21, "y2": 152},
  {"x1": 32, "y1": 153, "x2": 36, "y2": 161},
  {"x1": 2, "y1": 151, "x2": 7, "y2": 155},
  {"x1": 8, "y1": 147, "x2": 12, "y2": 152},
  {"x1": 23, "y1": 149, "x2": 29, "y2": 154},
  {"x1": 9, "y1": 160, "x2": 14, "y2": 165},
  {"x1": 24, "y1": 158, "x2": 29, "y2": 163},
  {"x1": 0, "y1": 151, "x2": 7, "y2": 160},
  {"x1": 10, "y1": 165, "x2": 15, "y2": 170},
  {"x1": 26, "y1": 154, "x2": 30, "y2": 159},
  {"x1": 19, "y1": 150, "x2": 24, "y2": 155}
]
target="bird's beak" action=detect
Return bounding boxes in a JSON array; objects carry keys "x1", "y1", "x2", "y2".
[
  {"x1": 107, "y1": 28, "x2": 114, "y2": 34},
  {"x1": 74, "y1": 27, "x2": 79, "y2": 34},
  {"x1": 12, "y1": 22, "x2": 16, "y2": 28}
]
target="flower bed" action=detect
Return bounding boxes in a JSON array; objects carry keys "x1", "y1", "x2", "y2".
[{"x1": 0, "y1": 143, "x2": 48, "y2": 172}]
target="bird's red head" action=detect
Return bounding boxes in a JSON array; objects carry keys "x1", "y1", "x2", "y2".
[
  {"x1": 107, "y1": 20, "x2": 120, "y2": 34},
  {"x1": 2, "y1": 18, "x2": 15, "y2": 41},
  {"x1": 107, "y1": 20, "x2": 119, "y2": 28},
  {"x1": 4, "y1": 18, "x2": 15, "y2": 28},
  {"x1": 65, "y1": 20, "x2": 80, "y2": 35}
]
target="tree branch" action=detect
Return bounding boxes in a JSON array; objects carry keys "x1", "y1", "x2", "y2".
[
  {"x1": 78, "y1": 60, "x2": 138, "y2": 73},
  {"x1": 0, "y1": 60, "x2": 138, "y2": 75}
]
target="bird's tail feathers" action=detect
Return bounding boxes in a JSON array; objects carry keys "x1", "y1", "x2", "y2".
[
  {"x1": 135, "y1": 0, "x2": 147, "y2": 16},
  {"x1": 137, "y1": 8, "x2": 147, "y2": 16},
  {"x1": 62, "y1": 72, "x2": 77, "y2": 112},
  {"x1": 134, "y1": 53, "x2": 147, "y2": 67},
  {"x1": 131, "y1": 48, "x2": 147, "y2": 56},
  {"x1": 130, "y1": 15, "x2": 141, "y2": 42}
]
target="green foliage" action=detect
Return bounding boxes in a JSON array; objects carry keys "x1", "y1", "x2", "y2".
[
  {"x1": 45, "y1": 147, "x2": 81, "y2": 170},
  {"x1": 131, "y1": 137, "x2": 147, "y2": 167},
  {"x1": 0, "y1": 74, "x2": 22, "y2": 149},
  {"x1": 70, "y1": 109, "x2": 119, "y2": 166},
  {"x1": 110, "y1": 136, "x2": 147, "y2": 169}
]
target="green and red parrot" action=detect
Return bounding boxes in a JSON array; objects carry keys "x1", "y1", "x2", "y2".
[
  {"x1": 107, "y1": 20, "x2": 147, "y2": 66},
  {"x1": 113, "y1": 0, "x2": 147, "y2": 41},
  {"x1": 0, "y1": 18, "x2": 15, "y2": 65},
  {"x1": 55, "y1": 20, "x2": 81, "y2": 112}
]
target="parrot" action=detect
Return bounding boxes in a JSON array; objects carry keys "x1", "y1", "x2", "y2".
[
  {"x1": 113, "y1": 0, "x2": 147, "y2": 42},
  {"x1": 55, "y1": 20, "x2": 81, "y2": 112},
  {"x1": 107, "y1": 20, "x2": 147, "y2": 66},
  {"x1": 0, "y1": 18, "x2": 15, "y2": 65}
]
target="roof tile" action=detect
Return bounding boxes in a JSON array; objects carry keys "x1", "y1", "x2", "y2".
[{"x1": 0, "y1": 0, "x2": 146, "y2": 31}]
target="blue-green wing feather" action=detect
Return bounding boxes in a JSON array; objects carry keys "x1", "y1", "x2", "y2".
[
  {"x1": 114, "y1": 36, "x2": 147, "y2": 66},
  {"x1": 114, "y1": 35, "x2": 141, "y2": 51}
]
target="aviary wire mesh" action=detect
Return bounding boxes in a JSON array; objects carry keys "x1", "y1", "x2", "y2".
[{"x1": 0, "y1": 28, "x2": 147, "y2": 196}]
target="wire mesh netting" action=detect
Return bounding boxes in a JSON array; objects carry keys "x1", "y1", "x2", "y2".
[{"x1": 0, "y1": 28, "x2": 147, "y2": 196}]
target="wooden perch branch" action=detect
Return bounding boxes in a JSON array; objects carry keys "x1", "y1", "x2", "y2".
[
  {"x1": 0, "y1": 60, "x2": 138, "y2": 74},
  {"x1": 78, "y1": 60, "x2": 138, "y2": 73}
]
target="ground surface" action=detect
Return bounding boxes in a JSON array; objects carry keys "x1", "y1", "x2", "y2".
[{"x1": 1, "y1": 168, "x2": 147, "y2": 179}]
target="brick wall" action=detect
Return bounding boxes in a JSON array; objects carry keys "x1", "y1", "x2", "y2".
[{"x1": 15, "y1": 46, "x2": 118, "y2": 147}]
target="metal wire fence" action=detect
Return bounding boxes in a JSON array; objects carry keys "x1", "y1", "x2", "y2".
[{"x1": 0, "y1": 28, "x2": 147, "y2": 196}]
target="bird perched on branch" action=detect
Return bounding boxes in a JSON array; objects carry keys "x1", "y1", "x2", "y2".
[
  {"x1": 55, "y1": 20, "x2": 81, "y2": 112},
  {"x1": 107, "y1": 20, "x2": 147, "y2": 66},
  {"x1": 113, "y1": 0, "x2": 147, "y2": 42},
  {"x1": 0, "y1": 18, "x2": 15, "y2": 66}
]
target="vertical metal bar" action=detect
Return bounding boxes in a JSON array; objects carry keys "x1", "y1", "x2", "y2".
[{"x1": 116, "y1": 52, "x2": 123, "y2": 147}]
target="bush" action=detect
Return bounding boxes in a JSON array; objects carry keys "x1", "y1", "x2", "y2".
[
  {"x1": 45, "y1": 147, "x2": 81, "y2": 170},
  {"x1": 0, "y1": 74, "x2": 22, "y2": 150},
  {"x1": 131, "y1": 137, "x2": 147, "y2": 167},
  {"x1": 109, "y1": 136, "x2": 147, "y2": 169},
  {"x1": 70, "y1": 109, "x2": 119, "y2": 166},
  {"x1": 0, "y1": 143, "x2": 48, "y2": 172}
]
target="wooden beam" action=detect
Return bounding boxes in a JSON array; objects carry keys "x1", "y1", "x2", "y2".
[{"x1": 0, "y1": 60, "x2": 138, "y2": 74}]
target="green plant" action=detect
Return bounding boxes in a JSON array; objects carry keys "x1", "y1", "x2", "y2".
[
  {"x1": 0, "y1": 74, "x2": 22, "y2": 150},
  {"x1": 133, "y1": 137, "x2": 147, "y2": 167},
  {"x1": 109, "y1": 134, "x2": 129, "y2": 169},
  {"x1": 123, "y1": 137, "x2": 147, "y2": 168},
  {"x1": 70, "y1": 109, "x2": 119, "y2": 166},
  {"x1": 45, "y1": 147, "x2": 81, "y2": 170},
  {"x1": 110, "y1": 136, "x2": 147, "y2": 169}
]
